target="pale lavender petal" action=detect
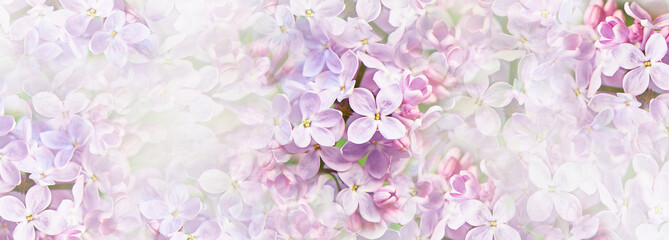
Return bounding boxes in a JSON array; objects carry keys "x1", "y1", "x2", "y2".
[
  {"x1": 32, "y1": 91, "x2": 64, "y2": 118},
  {"x1": 50, "y1": 164, "x2": 81, "y2": 182},
  {"x1": 119, "y1": 23, "x2": 150, "y2": 43},
  {"x1": 272, "y1": 94, "x2": 291, "y2": 118},
  {"x1": 494, "y1": 225, "x2": 521, "y2": 240},
  {"x1": 65, "y1": 14, "x2": 91, "y2": 36},
  {"x1": 144, "y1": 0, "x2": 174, "y2": 20},
  {"x1": 622, "y1": 67, "x2": 649, "y2": 96},
  {"x1": 378, "y1": 116, "x2": 405, "y2": 140},
  {"x1": 475, "y1": 106, "x2": 501, "y2": 136},
  {"x1": 89, "y1": 31, "x2": 111, "y2": 54},
  {"x1": 341, "y1": 141, "x2": 370, "y2": 161},
  {"x1": 492, "y1": 195, "x2": 515, "y2": 223},
  {"x1": 310, "y1": 126, "x2": 335, "y2": 147},
  {"x1": 651, "y1": 63, "x2": 669, "y2": 90},
  {"x1": 0, "y1": 115, "x2": 15, "y2": 136},
  {"x1": 275, "y1": 119, "x2": 292, "y2": 144},
  {"x1": 1, "y1": 141, "x2": 28, "y2": 161},
  {"x1": 106, "y1": 39, "x2": 129, "y2": 66},
  {"x1": 611, "y1": 43, "x2": 644, "y2": 69},
  {"x1": 336, "y1": 188, "x2": 358, "y2": 215},
  {"x1": 376, "y1": 84, "x2": 402, "y2": 115},
  {"x1": 0, "y1": 161, "x2": 21, "y2": 185},
  {"x1": 339, "y1": 164, "x2": 365, "y2": 187},
  {"x1": 347, "y1": 117, "x2": 377, "y2": 144},
  {"x1": 139, "y1": 200, "x2": 170, "y2": 219},
  {"x1": 645, "y1": 33, "x2": 667, "y2": 62},
  {"x1": 460, "y1": 200, "x2": 490, "y2": 226},
  {"x1": 0, "y1": 196, "x2": 26, "y2": 221},
  {"x1": 313, "y1": 109, "x2": 341, "y2": 128},
  {"x1": 365, "y1": 149, "x2": 389, "y2": 179},
  {"x1": 324, "y1": 49, "x2": 342, "y2": 74},
  {"x1": 314, "y1": 0, "x2": 345, "y2": 17},
  {"x1": 33, "y1": 210, "x2": 67, "y2": 235},
  {"x1": 32, "y1": 43, "x2": 62, "y2": 60},
  {"x1": 178, "y1": 198, "x2": 201, "y2": 219},
  {"x1": 300, "y1": 92, "x2": 321, "y2": 118},
  {"x1": 356, "y1": 0, "x2": 381, "y2": 21},
  {"x1": 40, "y1": 131, "x2": 71, "y2": 149},
  {"x1": 198, "y1": 169, "x2": 231, "y2": 194},
  {"x1": 303, "y1": 52, "x2": 326, "y2": 77},
  {"x1": 159, "y1": 217, "x2": 183, "y2": 235},
  {"x1": 320, "y1": 146, "x2": 351, "y2": 171},
  {"x1": 297, "y1": 150, "x2": 319, "y2": 179},
  {"x1": 60, "y1": 0, "x2": 87, "y2": 11},
  {"x1": 526, "y1": 190, "x2": 553, "y2": 222},
  {"x1": 482, "y1": 82, "x2": 513, "y2": 107},
  {"x1": 292, "y1": 126, "x2": 311, "y2": 148},
  {"x1": 68, "y1": 116, "x2": 92, "y2": 145},
  {"x1": 553, "y1": 192, "x2": 582, "y2": 222},
  {"x1": 26, "y1": 185, "x2": 51, "y2": 214},
  {"x1": 358, "y1": 193, "x2": 381, "y2": 222},
  {"x1": 13, "y1": 222, "x2": 35, "y2": 240},
  {"x1": 465, "y1": 226, "x2": 493, "y2": 240},
  {"x1": 54, "y1": 147, "x2": 75, "y2": 168},
  {"x1": 350, "y1": 88, "x2": 377, "y2": 116}
]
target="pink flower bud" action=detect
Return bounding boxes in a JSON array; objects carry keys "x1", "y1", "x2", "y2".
[
  {"x1": 391, "y1": 135, "x2": 411, "y2": 152},
  {"x1": 373, "y1": 185, "x2": 398, "y2": 208},
  {"x1": 399, "y1": 104, "x2": 421, "y2": 119},
  {"x1": 446, "y1": 170, "x2": 481, "y2": 202},
  {"x1": 584, "y1": 5, "x2": 603, "y2": 28},
  {"x1": 595, "y1": 16, "x2": 630, "y2": 49},
  {"x1": 628, "y1": 21, "x2": 644, "y2": 45}
]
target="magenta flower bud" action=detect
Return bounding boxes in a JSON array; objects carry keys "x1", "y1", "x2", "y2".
[
  {"x1": 391, "y1": 135, "x2": 411, "y2": 152},
  {"x1": 584, "y1": 5, "x2": 603, "y2": 28},
  {"x1": 446, "y1": 170, "x2": 481, "y2": 202},
  {"x1": 401, "y1": 74, "x2": 433, "y2": 106},
  {"x1": 595, "y1": 16, "x2": 630, "y2": 49},
  {"x1": 373, "y1": 185, "x2": 398, "y2": 208},
  {"x1": 399, "y1": 104, "x2": 421, "y2": 119},
  {"x1": 438, "y1": 156, "x2": 461, "y2": 180},
  {"x1": 628, "y1": 21, "x2": 644, "y2": 44},
  {"x1": 478, "y1": 181, "x2": 496, "y2": 202}
]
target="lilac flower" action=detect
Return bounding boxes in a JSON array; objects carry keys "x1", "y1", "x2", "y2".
[
  {"x1": 347, "y1": 85, "x2": 406, "y2": 144},
  {"x1": 336, "y1": 165, "x2": 384, "y2": 222},
  {"x1": 60, "y1": 0, "x2": 114, "y2": 36},
  {"x1": 197, "y1": 169, "x2": 263, "y2": 219},
  {"x1": 0, "y1": 185, "x2": 67, "y2": 239},
  {"x1": 0, "y1": 140, "x2": 29, "y2": 185},
  {"x1": 25, "y1": 146, "x2": 81, "y2": 186},
  {"x1": 612, "y1": 33, "x2": 669, "y2": 96},
  {"x1": 20, "y1": 29, "x2": 63, "y2": 67},
  {"x1": 286, "y1": 142, "x2": 351, "y2": 179},
  {"x1": 461, "y1": 196, "x2": 520, "y2": 240},
  {"x1": 292, "y1": 91, "x2": 342, "y2": 148},
  {"x1": 39, "y1": 115, "x2": 93, "y2": 168},
  {"x1": 250, "y1": 94, "x2": 293, "y2": 148},
  {"x1": 253, "y1": 5, "x2": 303, "y2": 56},
  {"x1": 169, "y1": 220, "x2": 221, "y2": 240},
  {"x1": 31, "y1": 91, "x2": 89, "y2": 129},
  {"x1": 357, "y1": 0, "x2": 382, "y2": 21},
  {"x1": 9, "y1": 1, "x2": 67, "y2": 41},
  {"x1": 302, "y1": 26, "x2": 343, "y2": 77},
  {"x1": 342, "y1": 133, "x2": 399, "y2": 178},
  {"x1": 139, "y1": 185, "x2": 202, "y2": 236},
  {"x1": 526, "y1": 161, "x2": 583, "y2": 222},
  {"x1": 90, "y1": 11, "x2": 151, "y2": 66},
  {"x1": 315, "y1": 50, "x2": 358, "y2": 102}
]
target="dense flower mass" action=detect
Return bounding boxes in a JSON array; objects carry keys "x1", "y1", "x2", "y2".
[{"x1": 1, "y1": 0, "x2": 669, "y2": 239}]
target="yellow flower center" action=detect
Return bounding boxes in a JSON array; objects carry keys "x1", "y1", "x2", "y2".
[
  {"x1": 655, "y1": 205, "x2": 663, "y2": 214},
  {"x1": 548, "y1": 186, "x2": 556, "y2": 193},
  {"x1": 91, "y1": 174, "x2": 98, "y2": 181},
  {"x1": 374, "y1": 113, "x2": 381, "y2": 120},
  {"x1": 519, "y1": 37, "x2": 527, "y2": 43},
  {"x1": 280, "y1": 25, "x2": 286, "y2": 32},
  {"x1": 644, "y1": 61, "x2": 652, "y2": 67},
  {"x1": 352, "y1": 184, "x2": 358, "y2": 191},
  {"x1": 623, "y1": 199, "x2": 629, "y2": 207},
  {"x1": 361, "y1": 39, "x2": 368, "y2": 45},
  {"x1": 476, "y1": 98, "x2": 483, "y2": 105},
  {"x1": 573, "y1": 89, "x2": 580, "y2": 96},
  {"x1": 624, "y1": 101, "x2": 630, "y2": 106},
  {"x1": 541, "y1": 10, "x2": 549, "y2": 18},
  {"x1": 232, "y1": 181, "x2": 239, "y2": 188},
  {"x1": 187, "y1": 235, "x2": 196, "y2": 240},
  {"x1": 313, "y1": 144, "x2": 320, "y2": 150},
  {"x1": 40, "y1": 173, "x2": 47, "y2": 179},
  {"x1": 490, "y1": 221, "x2": 497, "y2": 227},
  {"x1": 172, "y1": 211, "x2": 178, "y2": 217},
  {"x1": 26, "y1": 215, "x2": 34, "y2": 222},
  {"x1": 323, "y1": 44, "x2": 329, "y2": 49},
  {"x1": 87, "y1": 8, "x2": 97, "y2": 17},
  {"x1": 73, "y1": 142, "x2": 79, "y2": 147},
  {"x1": 536, "y1": 134, "x2": 545, "y2": 142},
  {"x1": 110, "y1": 30, "x2": 117, "y2": 37},
  {"x1": 410, "y1": 188, "x2": 417, "y2": 196},
  {"x1": 274, "y1": 119, "x2": 279, "y2": 125},
  {"x1": 302, "y1": 119, "x2": 311, "y2": 128},
  {"x1": 305, "y1": 9, "x2": 314, "y2": 18}
]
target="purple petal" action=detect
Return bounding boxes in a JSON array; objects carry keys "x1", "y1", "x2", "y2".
[
  {"x1": 376, "y1": 84, "x2": 402, "y2": 115},
  {"x1": 0, "y1": 161, "x2": 21, "y2": 185},
  {"x1": 347, "y1": 117, "x2": 377, "y2": 144},
  {"x1": 494, "y1": 224, "x2": 521, "y2": 240},
  {"x1": 67, "y1": 116, "x2": 92, "y2": 145},
  {"x1": 274, "y1": 119, "x2": 293, "y2": 145},
  {"x1": 356, "y1": 0, "x2": 381, "y2": 21},
  {"x1": 324, "y1": 49, "x2": 342, "y2": 74},
  {"x1": 526, "y1": 190, "x2": 553, "y2": 222},
  {"x1": 339, "y1": 164, "x2": 365, "y2": 187},
  {"x1": 320, "y1": 146, "x2": 351, "y2": 171},
  {"x1": 553, "y1": 192, "x2": 582, "y2": 222},
  {"x1": 645, "y1": 33, "x2": 668, "y2": 62},
  {"x1": 159, "y1": 217, "x2": 183, "y2": 235},
  {"x1": 465, "y1": 226, "x2": 493, "y2": 240},
  {"x1": 340, "y1": 50, "x2": 359, "y2": 81},
  {"x1": 178, "y1": 198, "x2": 201, "y2": 219},
  {"x1": 60, "y1": 0, "x2": 87, "y2": 11},
  {"x1": 106, "y1": 39, "x2": 129, "y2": 66},
  {"x1": 300, "y1": 92, "x2": 321, "y2": 118},
  {"x1": 611, "y1": 43, "x2": 644, "y2": 69},
  {"x1": 0, "y1": 115, "x2": 15, "y2": 136},
  {"x1": 475, "y1": 106, "x2": 501, "y2": 136},
  {"x1": 50, "y1": 164, "x2": 81, "y2": 182},
  {"x1": 314, "y1": 0, "x2": 345, "y2": 18},
  {"x1": 297, "y1": 150, "x2": 319, "y2": 179},
  {"x1": 313, "y1": 109, "x2": 341, "y2": 128},
  {"x1": 65, "y1": 14, "x2": 91, "y2": 36},
  {"x1": 53, "y1": 147, "x2": 75, "y2": 168},
  {"x1": 103, "y1": 11, "x2": 125, "y2": 31},
  {"x1": 33, "y1": 210, "x2": 67, "y2": 235},
  {"x1": 40, "y1": 131, "x2": 72, "y2": 149},
  {"x1": 292, "y1": 126, "x2": 311, "y2": 148},
  {"x1": 193, "y1": 220, "x2": 222, "y2": 239},
  {"x1": 310, "y1": 126, "x2": 335, "y2": 147},
  {"x1": 622, "y1": 67, "x2": 650, "y2": 96},
  {"x1": 89, "y1": 31, "x2": 111, "y2": 54},
  {"x1": 303, "y1": 51, "x2": 326, "y2": 77},
  {"x1": 1, "y1": 140, "x2": 28, "y2": 161},
  {"x1": 492, "y1": 195, "x2": 515, "y2": 223},
  {"x1": 139, "y1": 200, "x2": 170, "y2": 219},
  {"x1": 13, "y1": 222, "x2": 35, "y2": 240},
  {"x1": 342, "y1": 141, "x2": 371, "y2": 161},
  {"x1": 32, "y1": 91, "x2": 64, "y2": 118},
  {"x1": 365, "y1": 149, "x2": 389, "y2": 179},
  {"x1": 272, "y1": 94, "x2": 291, "y2": 118},
  {"x1": 32, "y1": 43, "x2": 62, "y2": 60},
  {"x1": 0, "y1": 195, "x2": 26, "y2": 221},
  {"x1": 26, "y1": 185, "x2": 51, "y2": 214},
  {"x1": 651, "y1": 63, "x2": 669, "y2": 90},
  {"x1": 336, "y1": 188, "x2": 358, "y2": 215},
  {"x1": 358, "y1": 193, "x2": 381, "y2": 222},
  {"x1": 378, "y1": 116, "x2": 406, "y2": 140},
  {"x1": 350, "y1": 88, "x2": 377, "y2": 116},
  {"x1": 119, "y1": 23, "x2": 150, "y2": 43}
]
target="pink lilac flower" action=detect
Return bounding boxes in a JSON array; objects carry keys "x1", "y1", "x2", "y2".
[
  {"x1": 250, "y1": 94, "x2": 293, "y2": 148},
  {"x1": 292, "y1": 91, "x2": 342, "y2": 148},
  {"x1": 612, "y1": 33, "x2": 669, "y2": 95},
  {"x1": 302, "y1": 25, "x2": 343, "y2": 77},
  {"x1": 25, "y1": 146, "x2": 81, "y2": 186},
  {"x1": 336, "y1": 165, "x2": 384, "y2": 222},
  {"x1": 89, "y1": 11, "x2": 150, "y2": 66},
  {"x1": 595, "y1": 16, "x2": 630, "y2": 50},
  {"x1": 254, "y1": 5, "x2": 303, "y2": 56},
  {"x1": 526, "y1": 161, "x2": 583, "y2": 222},
  {"x1": 0, "y1": 185, "x2": 67, "y2": 239},
  {"x1": 347, "y1": 85, "x2": 406, "y2": 144}
]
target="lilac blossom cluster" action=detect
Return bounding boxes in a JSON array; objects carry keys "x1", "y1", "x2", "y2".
[{"x1": 1, "y1": 0, "x2": 669, "y2": 239}]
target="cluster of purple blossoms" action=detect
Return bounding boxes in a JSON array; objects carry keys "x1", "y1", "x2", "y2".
[{"x1": 1, "y1": 0, "x2": 669, "y2": 239}]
